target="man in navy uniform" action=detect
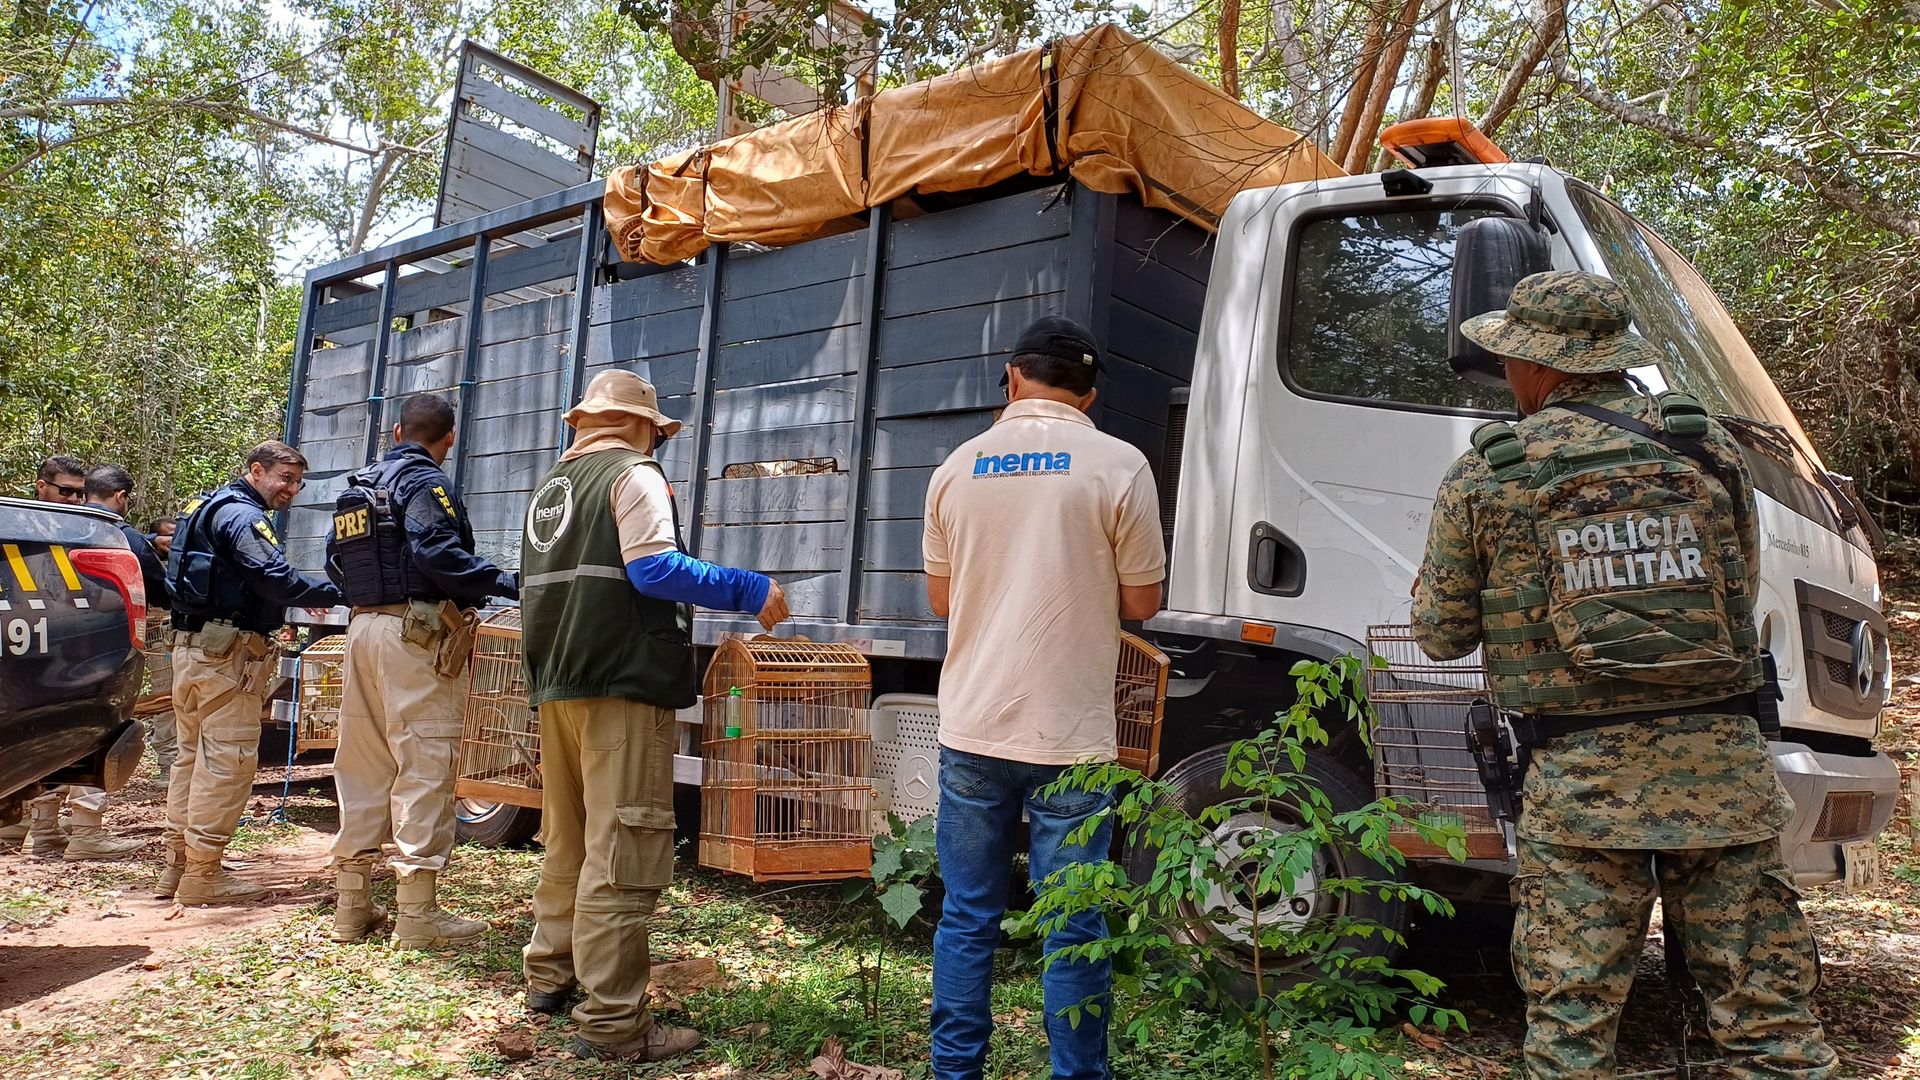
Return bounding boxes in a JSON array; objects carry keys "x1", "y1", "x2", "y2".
[
  {"x1": 326, "y1": 394, "x2": 519, "y2": 948},
  {"x1": 161, "y1": 441, "x2": 342, "y2": 904}
]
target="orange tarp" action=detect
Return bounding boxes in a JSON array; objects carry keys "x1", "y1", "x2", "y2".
[{"x1": 603, "y1": 24, "x2": 1343, "y2": 265}]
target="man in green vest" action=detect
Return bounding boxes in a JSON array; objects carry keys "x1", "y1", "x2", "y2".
[{"x1": 519, "y1": 370, "x2": 789, "y2": 1063}]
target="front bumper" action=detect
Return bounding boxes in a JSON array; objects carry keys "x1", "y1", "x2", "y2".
[{"x1": 1772, "y1": 741, "x2": 1902, "y2": 887}]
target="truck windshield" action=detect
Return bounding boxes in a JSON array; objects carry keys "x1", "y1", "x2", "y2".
[{"x1": 1567, "y1": 183, "x2": 1820, "y2": 463}]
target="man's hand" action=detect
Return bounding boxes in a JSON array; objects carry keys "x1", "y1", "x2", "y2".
[{"x1": 757, "y1": 579, "x2": 790, "y2": 631}]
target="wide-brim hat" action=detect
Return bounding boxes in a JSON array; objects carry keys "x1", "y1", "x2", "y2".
[
  {"x1": 1459, "y1": 270, "x2": 1663, "y2": 374},
  {"x1": 564, "y1": 370, "x2": 683, "y2": 439}
]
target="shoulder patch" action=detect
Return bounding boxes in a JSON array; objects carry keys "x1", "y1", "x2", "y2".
[
  {"x1": 253, "y1": 519, "x2": 281, "y2": 547},
  {"x1": 182, "y1": 496, "x2": 206, "y2": 514},
  {"x1": 431, "y1": 484, "x2": 458, "y2": 519}
]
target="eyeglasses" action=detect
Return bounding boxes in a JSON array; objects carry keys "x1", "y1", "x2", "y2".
[{"x1": 49, "y1": 482, "x2": 84, "y2": 498}]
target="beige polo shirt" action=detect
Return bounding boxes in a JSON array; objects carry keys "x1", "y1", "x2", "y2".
[{"x1": 922, "y1": 398, "x2": 1166, "y2": 765}]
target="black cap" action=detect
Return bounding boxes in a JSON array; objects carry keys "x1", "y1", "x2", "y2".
[{"x1": 1000, "y1": 315, "x2": 1103, "y2": 387}]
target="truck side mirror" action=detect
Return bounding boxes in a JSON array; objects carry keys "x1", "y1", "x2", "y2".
[{"x1": 1449, "y1": 217, "x2": 1553, "y2": 387}]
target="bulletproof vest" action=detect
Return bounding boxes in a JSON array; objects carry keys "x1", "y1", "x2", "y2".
[
  {"x1": 1472, "y1": 391, "x2": 1761, "y2": 715},
  {"x1": 167, "y1": 488, "x2": 250, "y2": 619},
  {"x1": 325, "y1": 456, "x2": 426, "y2": 607}
]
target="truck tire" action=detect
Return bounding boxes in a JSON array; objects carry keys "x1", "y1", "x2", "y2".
[
  {"x1": 456, "y1": 799, "x2": 541, "y2": 847},
  {"x1": 1122, "y1": 742, "x2": 1408, "y2": 1000}
]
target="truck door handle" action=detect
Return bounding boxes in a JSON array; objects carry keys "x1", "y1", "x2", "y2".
[{"x1": 1248, "y1": 522, "x2": 1305, "y2": 597}]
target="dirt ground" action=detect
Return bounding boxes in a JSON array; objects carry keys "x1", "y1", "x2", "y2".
[
  {"x1": 1, "y1": 590, "x2": 1917, "y2": 1077},
  {"x1": 0, "y1": 766, "x2": 339, "y2": 1020}
]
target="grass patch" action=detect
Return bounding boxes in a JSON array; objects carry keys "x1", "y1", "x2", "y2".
[
  {"x1": 0, "y1": 839, "x2": 1279, "y2": 1079},
  {"x1": 0, "y1": 886, "x2": 67, "y2": 929}
]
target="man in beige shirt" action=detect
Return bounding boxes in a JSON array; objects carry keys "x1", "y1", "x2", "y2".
[{"x1": 921, "y1": 315, "x2": 1164, "y2": 1080}]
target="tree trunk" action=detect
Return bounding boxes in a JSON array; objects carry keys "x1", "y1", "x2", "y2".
[
  {"x1": 1407, "y1": 0, "x2": 1453, "y2": 121},
  {"x1": 1274, "y1": 0, "x2": 1314, "y2": 132},
  {"x1": 1330, "y1": 0, "x2": 1391, "y2": 165},
  {"x1": 1344, "y1": 0, "x2": 1422, "y2": 173},
  {"x1": 1479, "y1": 0, "x2": 1569, "y2": 139},
  {"x1": 348, "y1": 149, "x2": 399, "y2": 257},
  {"x1": 1219, "y1": 0, "x2": 1242, "y2": 100}
]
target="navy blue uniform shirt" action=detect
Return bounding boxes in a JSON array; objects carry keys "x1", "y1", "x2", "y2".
[
  {"x1": 378, "y1": 443, "x2": 518, "y2": 608},
  {"x1": 191, "y1": 478, "x2": 342, "y2": 632}
]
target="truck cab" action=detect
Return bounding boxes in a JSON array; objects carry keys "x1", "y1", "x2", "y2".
[{"x1": 1155, "y1": 161, "x2": 1897, "y2": 889}]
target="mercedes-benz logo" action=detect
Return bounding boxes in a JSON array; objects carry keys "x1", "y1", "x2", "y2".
[{"x1": 1848, "y1": 619, "x2": 1877, "y2": 699}]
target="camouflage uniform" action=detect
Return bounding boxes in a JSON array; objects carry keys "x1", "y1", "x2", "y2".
[{"x1": 1412, "y1": 271, "x2": 1835, "y2": 1079}]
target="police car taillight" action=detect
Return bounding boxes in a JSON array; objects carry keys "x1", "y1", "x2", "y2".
[{"x1": 71, "y1": 547, "x2": 146, "y2": 648}]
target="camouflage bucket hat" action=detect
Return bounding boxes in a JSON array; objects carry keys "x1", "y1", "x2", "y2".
[{"x1": 1459, "y1": 270, "x2": 1662, "y2": 374}]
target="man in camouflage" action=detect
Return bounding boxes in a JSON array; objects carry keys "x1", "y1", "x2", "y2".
[{"x1": 1413, "y1": 270, "x2": 1835, "y2": 1078}]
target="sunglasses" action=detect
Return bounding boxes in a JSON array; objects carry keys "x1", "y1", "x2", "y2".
[{"x1": 49, "y1": 482, "x2": 84, "y2": 498}]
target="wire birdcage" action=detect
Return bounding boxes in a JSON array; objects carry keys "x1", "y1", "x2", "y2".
[
  {"x1": 699, "y1": 637, "x2": 873, "y2": 882},
  {"x1": 1117, "y1": 632, "x2": 1169, "y2": 775},
  {"x1": 294, "y1": 635, "x2": 348, "y2": 753},
  {"x1": 456, "y1": 608, "x2": 542, "y2": 809},
  {"x1": 1364, "y1": 624, "x2": 1510, "y2": 860}
]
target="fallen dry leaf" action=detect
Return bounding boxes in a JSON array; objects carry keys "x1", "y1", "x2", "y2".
[
  {"x1": 1401, "y1": 1022, "x2": 1445, "y2": 1051},
  {"x1": 809, "y1": 1036, "x2": 905, "y2": 1080},
  {"x1": 163, "y1": 904, "x2": 184, "y2": 921},
  {"x1": 494, "y1": 1028, "x2": 538, "y2": 1060},
  {"x1": 650, "y1": 957, "x2": 726, "y2": 998}
]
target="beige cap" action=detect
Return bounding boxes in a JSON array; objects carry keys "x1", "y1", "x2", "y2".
[{"x1": 563, "y1": 370, "x2": 683, "y2": 439}]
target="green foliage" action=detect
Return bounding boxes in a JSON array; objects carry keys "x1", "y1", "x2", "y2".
[
  {"x1": 1008, "y1": 654, "x2": 1468, "y2": 1080},
  {"x1": 870, "y1": 810, "x2": 939, "y2": 929}
]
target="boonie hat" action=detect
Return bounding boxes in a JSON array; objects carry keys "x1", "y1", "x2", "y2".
[
  {"x1": 564, "y1": 370, "x2": 684, "y2": 439},
  {"x1": 1000, "y1": 315, "x2": 1103, "y2": 388},
  {"x1": 1459, "y1": 270, "x2": 1663, "y2": 374}
]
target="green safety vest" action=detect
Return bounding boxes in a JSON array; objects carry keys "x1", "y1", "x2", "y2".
[
  {"x1": 519, "y1": 448, "x2": 699, "y2": 710},
  {"x1": 1473, "y1": 392, "x2": 1761, "y2": 714}
]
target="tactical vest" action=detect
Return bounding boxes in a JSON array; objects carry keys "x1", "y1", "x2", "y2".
[
  {"x1": 519, "y1": 448, "x2": 699, "y2": 710},
  {"x1": 326, "y1": 455, "x2": 430, "y2": 607},
  {"x1": 167, "y1": 487, "x2": 250, "y2": 620},
  {"x1": 1472, "y1": 392, "x2": 1761, "y2": 715}
]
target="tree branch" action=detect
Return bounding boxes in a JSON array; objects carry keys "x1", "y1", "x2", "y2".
[
  {"x1": 1554, "y1": 62, "x2": 1920, "y2": 240},
  {"x1": 1479, "y1": 0, "x2": 1569, "y2": 138},
  {"x1": 0, "y1": 96, "x2": 427, "y2": 157}
]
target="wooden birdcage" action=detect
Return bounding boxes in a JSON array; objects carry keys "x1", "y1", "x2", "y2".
[
  {"x1": 1117, "y1": 632, "x2": 1169, "y2": 775},
  {"x1": 1364, "y1": 624, "x2": 1510, "y2": 860},
  {"x1": 699, "y1": 637, "x2": 873, "y2": 882},
  {"x1": 293, "y1": 635, "x2": 348, "y2": 752},
  {"x1": 456, "y1": 608, "x2": 542, "y2": 809}
]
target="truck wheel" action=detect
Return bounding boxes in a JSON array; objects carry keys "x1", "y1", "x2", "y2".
[
  {"x1": 1122, "y1": 742, "x2": 1408, "y2": 1000},
  {"x1": 456, "y1": 798, "x2": 541, "y2": 847}
]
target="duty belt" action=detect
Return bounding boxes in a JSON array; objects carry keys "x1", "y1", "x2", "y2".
[
  {"x1": 1507, "y1": 688, "x2": 1772, "y2": 749},
  {"x1": 172, "y1": 623, "x2": 269, "y2": 650},
  {"x1": 351, "y1": 603, "x2": 412, "y2": 617}
]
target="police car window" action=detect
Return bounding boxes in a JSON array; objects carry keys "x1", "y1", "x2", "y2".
[
  {"x1": 1568, "y1": 185, "x2": 1815, "y2": 451},
  {"x1": 1284, "y1": 206, "x2": 1515, "y2": 413}
]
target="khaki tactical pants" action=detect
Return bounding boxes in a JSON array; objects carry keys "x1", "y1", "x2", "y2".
[
  {"x1": 330, "y1": 610, "x2": 464, "y2": 875},
  {"x1": 1512, "y1": 836, "x2": 1836, "y2": 1079},
  {"x1": 165, "y1": 633, "x2": 275, "y2": 856},
  {"x1": 143, "y1": 629, "x2": 178, "y2": 774},
  {"x1": 523, "y1": 697, "x2": 677, "y2": 1044}
]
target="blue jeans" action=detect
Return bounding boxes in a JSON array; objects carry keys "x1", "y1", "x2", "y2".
[{"x1": 931, "y1": 747, "x2": 1114, "y2": 1080}]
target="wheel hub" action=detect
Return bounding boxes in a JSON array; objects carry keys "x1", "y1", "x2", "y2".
[{"x1": 1196, "y1": 810, "x2": 1333, "y2": 949}]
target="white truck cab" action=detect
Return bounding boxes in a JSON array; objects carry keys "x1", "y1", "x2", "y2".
[{"x1": 1152, "y1": 161, "x2": 1897, "y2": 889}]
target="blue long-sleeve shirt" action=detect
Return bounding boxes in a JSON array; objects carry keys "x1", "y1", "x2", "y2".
[{"x1": 625, "y1": 550, "x2": 770, "y2": 612}]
